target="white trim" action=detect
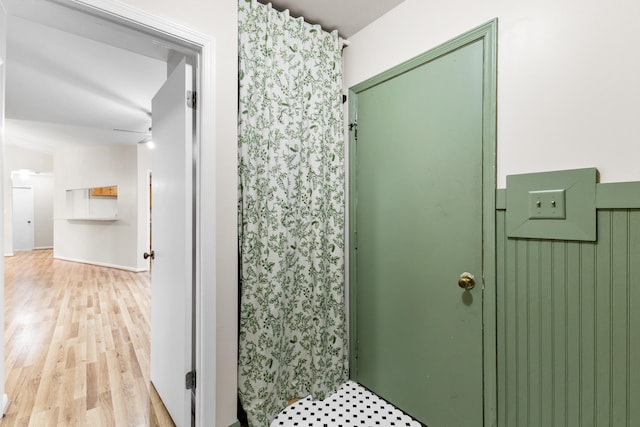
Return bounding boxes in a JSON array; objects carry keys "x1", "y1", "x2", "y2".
[
  {"x1": 1, "y1": 393, "x2": 9, "y2": 415},
  {"x1": 196, "y1": 36, "x2": 217, "y2": 427},
  {"x1": 1, "y1": 0, "x2": 7, "y2": 416},
  {"x1": 67, "y1": 0, "x2": 211, "y2": 47},
  {"x1": 48, "y1": 3, "x2": 217, "y2": 425},
  {"x1": 53, "y1": 255, "x2": 148, "y2": 272},
  {"x1": 33, "y1": 246, "x2": 54, "y2": 250}
]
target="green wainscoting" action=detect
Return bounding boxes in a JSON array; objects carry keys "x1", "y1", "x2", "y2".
[{"x1": 496, "y1": 201, "x2": 640, "y2": 426}]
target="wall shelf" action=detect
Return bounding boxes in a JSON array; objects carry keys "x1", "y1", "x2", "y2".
[{"x1": 65, "y1": 217, "x2": 119, "y2": 221}]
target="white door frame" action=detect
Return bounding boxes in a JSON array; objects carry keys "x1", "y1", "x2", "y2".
[
  {"x1": 4, "y1": 1, "x2": 217, "y2": 424},
  {"x1": 0, "y1": 0, "x2": 10, "y2": 413}
]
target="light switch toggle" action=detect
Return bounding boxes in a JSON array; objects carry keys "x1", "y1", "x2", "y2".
[{"x1": 529, "y1": 189, "x2": 566, "y2": 219}]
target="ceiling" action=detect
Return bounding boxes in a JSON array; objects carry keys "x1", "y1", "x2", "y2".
[
  {"x1": 260, "y1": 0, "x2": 406, "y2": 38},
  {"x1": 3, "y1": 0, "x2": 173, "y2": 153},
  {"x1": 3, "y1": 0, "x2": 406, "y2": 154}
]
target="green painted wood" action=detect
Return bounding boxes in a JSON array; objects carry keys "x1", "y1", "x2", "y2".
[
  {"x1": 611, "y1": 210, "x2": 630, "y2": 426},
  {"x1": 629, "y1": 212, "x2": 640, "y2": 426},
  {"x1": 595, "y1": 212, "x2": 613, "y2": 426},
  {"x1": 479, "y1": 20, "x2": 499, "y2": 427},
  {"x1": 502, "y1": 181, "x2": 640, "y2": 210},
  {"x1": 349, "y1": 20, "x2": 497, "y2": 426},
  {"x1": 596, "y1": 182, "x2": 640, "y2": 208},
  {"x1": 551, "y1": 239, "x2": 568, "y2": 425},
  {"x1": 496, "y1": 188, "x2": 506, "y2": 210},
  {"x1": 496, "y1": 209, "x2": 508, "y2": 424},
  {"x1": 496, "y1": 208, "x2": 640, "y2": 427},
  {"x1": 539, "y1": 239, "x2": 553, "y2": 426},
  {"x1": 350, "y1": 33, "x2": 490, "y2": 426},
  {"x1": 506, "y1": 168, "x2": 597, "y2": 241},
  {"x1": 348, "y1": 88, "x2": 358, "y2": 381}
]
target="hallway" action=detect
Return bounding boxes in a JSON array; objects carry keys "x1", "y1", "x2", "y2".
[{"x1": 2, "y1": 250, "x2": 174, "y2": 426}]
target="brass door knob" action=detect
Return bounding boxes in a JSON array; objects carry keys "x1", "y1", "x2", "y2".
[
  {"x1": 144, "y1": 250, "x2": 155, "y2": 260},
  {"x1": 458, "y1": 272, "x2": 475, "y2": 290}
]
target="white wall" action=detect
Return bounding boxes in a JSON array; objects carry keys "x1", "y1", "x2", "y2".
[
  {"x1": 4, "y1": 146, "x2": 54, "y2": 253},
  {"x1": 343, "y1": 0, "x2": 640, "y2": 187},
  {"x1": 54, "y1": 145, "x2": 144, "y2": 271},
  {"x1": 110, "y1": 1, "x2": 239, "y2": 424}
]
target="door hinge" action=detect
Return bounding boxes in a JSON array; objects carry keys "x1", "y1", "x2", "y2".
[
  {"x1": 185, "y1": 370, "x2": 196, "y2": 390},
  {"x1": 354, "y1": 230, "x2": 358, "y2": 250},
  {"x1": 187, "y1": 90, "x2": 197, "y2": 109},
  {"x1": 349, "y1": 121, "x2": 358, "y2": 141}
]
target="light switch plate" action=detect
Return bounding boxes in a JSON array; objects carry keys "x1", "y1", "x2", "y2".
[
  {"x1": 529, "y1": 189, "x2": 566, "y2": 219},
  {"x1": 506, "y1": 168, "x2": 597, "y2": 241}
]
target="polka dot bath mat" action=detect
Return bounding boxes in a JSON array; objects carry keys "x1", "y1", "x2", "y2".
[{"x1": 271, "y1": 381, "x2": 422, "y2": 427}]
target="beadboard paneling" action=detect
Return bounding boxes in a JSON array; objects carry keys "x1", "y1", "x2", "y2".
[{"x1": 497, "y1": 209, "x2": 640, "y2": 427}]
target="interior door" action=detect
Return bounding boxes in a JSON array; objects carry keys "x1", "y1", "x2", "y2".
[
  {"x1": 353, "y1": 39, "x2": 486, "y2": 426},
  {"x1": 12, "y1": 187, "x2": 34, "y2": 251},
  {"x1": 149, "y1": 57, "x2": 194, "y2": 427}
]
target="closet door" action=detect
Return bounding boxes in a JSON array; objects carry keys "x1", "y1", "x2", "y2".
[
  {"x1": 13, "y1": 187, "x2": 35, "y2": 251},
  {"x1": 351, "y1": 29, "x2": 495, "y2": 426}
]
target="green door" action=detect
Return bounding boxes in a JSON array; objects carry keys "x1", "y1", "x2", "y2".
[{"x1": 351, "y1": 30, "x2": 495, "y2": 426}]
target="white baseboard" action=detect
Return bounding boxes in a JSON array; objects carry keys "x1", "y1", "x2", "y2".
[
  {"x1": 34, "y1": 246, "x2": 54, "y2": 250},
  {"x1": 2, "y1": 393, "x2": 10, "y2": 415},
  {"x1": 53, "y1": 256, "x2": 148, "y2": 272},
  {"x1": 3, "y1": 253, "x2": 14, "y2": 257}
]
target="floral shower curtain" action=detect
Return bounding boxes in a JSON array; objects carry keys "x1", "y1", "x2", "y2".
[{"x1": 237, "y1": 0, "x2": 348, "y2": 425}]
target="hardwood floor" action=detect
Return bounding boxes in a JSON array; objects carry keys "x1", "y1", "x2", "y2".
[{"x1": 2, "y1": 250, "x2": 175, "y2": 426}]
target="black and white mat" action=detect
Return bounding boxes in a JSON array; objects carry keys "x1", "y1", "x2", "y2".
[{"x1": 271, "y1": 381, "x2": 422, "y2": 427}]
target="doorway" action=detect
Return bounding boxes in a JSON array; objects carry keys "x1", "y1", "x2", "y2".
[
  {"x1": 348, "y1": 21, "x2": 498, "y2": 426},
  {"x1": 0, "y1": 0, "x2": 215, "y2": 425}
]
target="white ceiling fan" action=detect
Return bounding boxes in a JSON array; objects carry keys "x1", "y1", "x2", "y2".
[{"x1": 113, "y1": 127, "x2": 153, "y2": 144}]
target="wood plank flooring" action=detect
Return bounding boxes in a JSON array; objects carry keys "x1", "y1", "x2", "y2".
[{"x1": 2, "y1": 250, "x2": 175, "y2": 426}]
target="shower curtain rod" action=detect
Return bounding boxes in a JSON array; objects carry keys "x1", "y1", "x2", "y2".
[{"x1": 264, "y1": 2, "x2": 350, "y2": 47}]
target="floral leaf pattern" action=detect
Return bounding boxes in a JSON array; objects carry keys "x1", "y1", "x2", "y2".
[{"x1": 237, "y1": 1, "x2": 348, "y2": 426}]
